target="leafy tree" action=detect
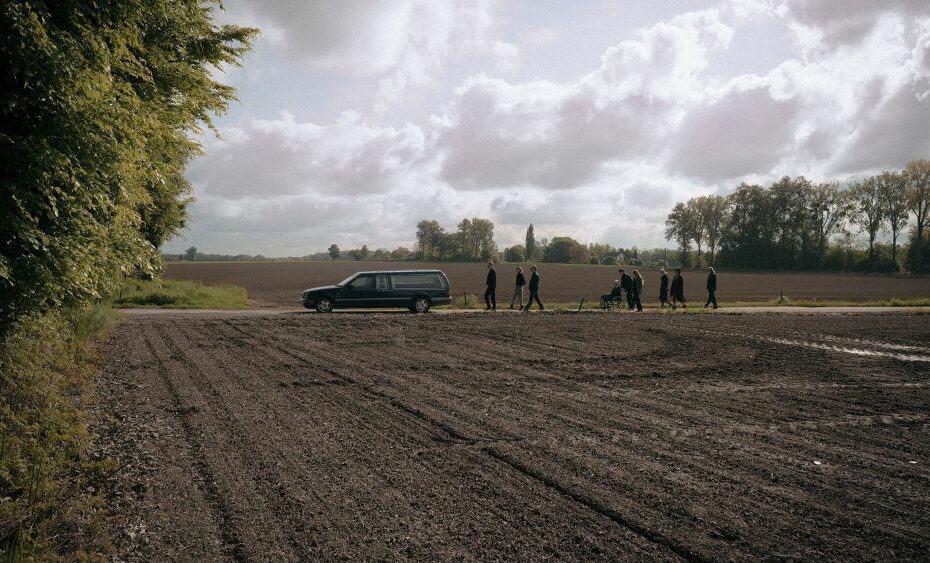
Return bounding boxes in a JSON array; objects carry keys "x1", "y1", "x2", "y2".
[
  {"x1": 694, "y1": 195, "x2": 729, "y2": 265},
  {"x1": 328, "y1": 244, "x2": 340, "y2": 260},
  {"x1": 808, "y1": 182, "x2": 852, "y2": 265},
  {"x1": 544, "y1": 237, "x2": 589, "y2": 263},
  {"x1": 359, "y1": 245, "x2": 370, "y2": 260},
  {"x1": 665, "y1": 202, "x2": 699, "y2": 266},
  {"x1": 876, "y1": 171, "x2": 908, "y2": 266},
  {"x1": 415, "y1": 220, "x2": 445, "y2": 260},
  {"x1": 0, "y1": 1, "x2": 255, "y2": 332},
  {"x1": 525, "y1": 224, "x2": 536, "y2": 260},
  {"x1": 455, "y1": 218, "x2": 497, "y2": 261},
  {"x1": 184, "y1": 246, "x2": 199, "y2": 261},
  {"x1": 905, "y1": 159, "x2": 930, "y2": 273},
  {"x1": 769, "y1": 176, "x2": 814, "y2": 268},
  {"x1": 851, "y1": 176, "x2": 885, "y2": 262},
  {"x1": 390, "y1": 246, "x2": 411, "y2": 260},
  {"x1": 718, "y1": 183, "x2": 772, "y2": 269},
  {"x1": 503, "y1": 245, "x2": 525, "y2": 262}
]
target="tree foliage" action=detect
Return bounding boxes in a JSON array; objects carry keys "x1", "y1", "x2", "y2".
[
  {"x1": 525, "y1": 224, "x2": 536, "y2": 260},
  {"x1": 671, "y1": 162, "x2": 927, "y2": 272},
  {"x1": 544, "y1": 237, "x2": 589, "y2": 264},
  {"x1": 415, "y1": 217, "x2": 497, "y2": 261},
  {"x1": 0, "y1": 1, "x2": 256, "y2": 332}
]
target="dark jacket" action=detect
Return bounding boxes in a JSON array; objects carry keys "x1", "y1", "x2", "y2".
[
  {"x1": 609, "y1": 286, "x2": 622, "y2": 297},
  {"x1": 706, "y1": 272, "x2": 717, "y2": 292},
  {"x1": 486, "y1": 268, "x2": 497, "y2": 287},
  {"x1": 515, "y1": 272, "x2": 526, "y2": 286},
  {"x1": 671, "y1": 274, "x2": 684, "y2": 299},
  {"x1": 619, "y1": 273, "x2": 633, "y2": 292},
  {"x1": 659, "y1": 274, "x2": 669, "y2": 300},
  {"x1": 528, "y1": 271, "x2": 540, "y2": 292}
]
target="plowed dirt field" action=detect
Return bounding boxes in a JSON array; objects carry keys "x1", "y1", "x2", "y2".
[
  {"x1": 95, "y1": 312, "x2": 930, "y2": 560},
  {"x1": 164, "y1": 261, "x2": 930, "y2": 307}
]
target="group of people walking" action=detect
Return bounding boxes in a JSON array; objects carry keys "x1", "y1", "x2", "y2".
[
  {"x1": 485, "y1": 261, "x2": 544, "y2": 311},
  {"x1": 483, "y1": 261, "x2": 719, "y2": 311},
  {"x1": 605, "y1": 267, "x2": 717, "y2": 310}
]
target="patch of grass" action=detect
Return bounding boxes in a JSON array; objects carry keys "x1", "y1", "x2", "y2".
[
  {"x1": 1, "y1": 306, "x2": 118, "y2": 559},
  {"x1": 112, "y1": 279, "x2": 249, "y2": 309}
]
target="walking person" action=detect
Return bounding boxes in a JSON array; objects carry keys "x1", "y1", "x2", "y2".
[
  {"x1": 631, "y1": 270, "x2": 644, "y2": 312},
  {"x1": 619, "y1": 269, "x2": 634, "y2": 310},
  {"x1": 704, "y1": 267, "x2": 719, "y2": 309},
  {"x1": 670, "y1": 268, "x2": 686, "y2": 309},
  {"x1": 484, "y1": 260, "x2": 497, "y2": 310},
  {"x1": 601, "y1": 280, "x2": 622, "y2": 309},
  {"x1": 524, "y1": 265, "x2": 544, "y2": 311},
  {"x1": 509, "y1": 266, "x2": 526, "y2": 309},
  {"x1": 659, "y1": 269, "x2": 670, "y2": 308}
]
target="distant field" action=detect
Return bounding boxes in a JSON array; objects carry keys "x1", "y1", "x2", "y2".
[{"x1": 164, "y1": 261, "x2": 930, "y2": 308}]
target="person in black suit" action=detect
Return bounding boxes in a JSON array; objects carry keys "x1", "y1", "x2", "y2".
[
  {"x1": 524, "y1": 265, "x2": 543, "y2": 311},
  {"x1": 659, "y1": 269, "x2": 670, "y2": 308},
  {"x1": 704, "y1": 267, "x2": 719, "y2": 309},
  {"x1": 619, "y1": 268, "x2": 634, "y2": 310},
  {"x1": 484, "y1": 260, "x2": 497, "y2": 310},
  {"x1": 510, "y1": 266, "x2": 526, "y2": 309},
  {"x1": 670, "y1": 268, "x2": 686, "y2": 309}
]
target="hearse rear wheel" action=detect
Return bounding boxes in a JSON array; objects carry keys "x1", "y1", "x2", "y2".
[{"x1": 412, "y1": 297, "x2": 430, "y2": 313}]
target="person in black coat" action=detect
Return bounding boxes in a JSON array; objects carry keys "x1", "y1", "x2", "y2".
[
  {"x1": 659, "y1": 269, "x2": 670, "y2": 308},
  {"x1": 509, "y1": 266, "x2": 526, "y2": 309},
  {"x1": 704, "y1": 267, "x2": 719, "y2": 309},
  {"x1": 523, "y1": 265, "x2": 543, "y2": 311},
  {"x1": 484, "y1": 260, "x2": 497, "y2": 310},
  {"x1": 670, "y1": 268, "x2": 686, "y2": 309},
  {"x1": 618, "y1": 268, "x2": 635, "y2": 310}
]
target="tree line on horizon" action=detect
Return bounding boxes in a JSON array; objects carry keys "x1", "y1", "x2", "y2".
[{"x1": 665, "y1": 160, "x2": 930, "y2": 273}]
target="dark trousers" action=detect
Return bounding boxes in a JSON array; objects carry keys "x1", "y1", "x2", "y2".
[
  {"x1": 484, "y1": 285, "x2": 496, "y2": 309},
  {"x1": 704, "y1": 290, "x2": 718, "y2": 308},
  {"x1": 628, "y1": 291, "x2": 642, "y2": 311},
  {"x1": 525, "y1": 290, "x2": 543, "y2": 310}
]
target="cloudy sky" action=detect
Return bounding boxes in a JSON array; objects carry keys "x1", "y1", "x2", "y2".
[{"x1": 166, "y1": 0, "x2": 930, "y2": 256}]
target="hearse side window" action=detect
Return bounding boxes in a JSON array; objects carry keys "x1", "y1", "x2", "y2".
[
  {"x1": 376, "y1": 275, "x2": 392, "y2": 290},
  {"x1": 391, "y1": 273, "x2": 445, "y2": 289},
  {"x1": 351, "y1": 275, "x2": 375, "y2": 289}
]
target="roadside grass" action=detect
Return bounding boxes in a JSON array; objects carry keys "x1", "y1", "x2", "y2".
[
  {"x1": 439, "y1": 293, "x2": 930, "y2": 311},
  {"x1": 112, "y1": 279, "x2": 249, "y2": 309},
  {"x1": 0, "y1": 306, "x2": 118, "y2": 559}
]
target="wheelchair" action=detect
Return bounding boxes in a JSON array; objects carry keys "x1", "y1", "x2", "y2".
[{"x1": 601, "y1": 295, "x2": 626, "y2": 310}]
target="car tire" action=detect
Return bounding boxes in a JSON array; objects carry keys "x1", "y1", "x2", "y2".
[
  {"x1": 316, "y1": 297, "x2": 334, "y2": 313},
  {"x1": 412, "y1": 297, "x2": 430, "y2": 313}
]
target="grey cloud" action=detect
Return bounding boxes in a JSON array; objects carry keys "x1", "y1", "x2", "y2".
[
  {"x1": 436, "y1": 80, "x2": 673, "y2": 190},
  {"x1": 669, "y1": 84, "x2": 801, "y2": 182},
  {"x1": 188, "y1": 114, "x2": 425, "y2": 199},
  {"x1": 782, "y1": 0, "x2": 930, "y2": 49},
  {"x1": 831, "y1": 83, "x2": 930, "y2": 174}
]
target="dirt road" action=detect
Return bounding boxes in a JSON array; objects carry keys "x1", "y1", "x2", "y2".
[{"x1": 95, "y1": 312, "x2": 930, "y2": 560}]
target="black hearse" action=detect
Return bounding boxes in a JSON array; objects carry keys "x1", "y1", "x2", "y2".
[{"x1": 301, "y1": 270, "x2": 452, "y2": 313}]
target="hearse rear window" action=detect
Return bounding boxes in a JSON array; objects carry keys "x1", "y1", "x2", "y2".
[{"x1": 392, "y1": 273, "x2": 446, "y2": 289}]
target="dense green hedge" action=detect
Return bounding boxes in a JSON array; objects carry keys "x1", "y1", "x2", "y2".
[{"x1": 1, "y1": 1, "x2": 254, "y2": 556}]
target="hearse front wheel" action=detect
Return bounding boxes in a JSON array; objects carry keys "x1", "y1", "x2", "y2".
[
  {"x1": 316, "y1": 298, "x2": 334, "y2": 313},
  {"x1": 412, "y1": 297, "x2": 431, "y2": 313}
]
